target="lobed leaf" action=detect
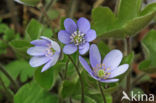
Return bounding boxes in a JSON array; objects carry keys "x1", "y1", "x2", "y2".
[{"x1": 14, "y1": 81, "x2": 59, "y2": 103}]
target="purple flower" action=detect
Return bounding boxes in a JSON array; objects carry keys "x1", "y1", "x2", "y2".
[
  {"x1": 27, "y1": 36, "x2": 61, "y2": 72},
  {"x1": 79, "y1": 44, "x2": 129, "y2": 83},
  {"x1": 58, "y1": 17, "x2": 96, "y2": 55}
]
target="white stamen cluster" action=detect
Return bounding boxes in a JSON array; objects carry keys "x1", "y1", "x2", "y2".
[
  {"x1": 93, "y1": 64, "x2": 111, "y2": 79},
  {"x1": 70, "y1": 31, "x2": 85, "y2": 46},
  {"x1": 45, "y1": 44, "x2": 55, "y2": 57}
]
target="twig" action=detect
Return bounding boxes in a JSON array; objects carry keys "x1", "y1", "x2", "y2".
[
  {"x1": 68, "y1": 55, "x2": 84, "y2": 103},
  {"x1": 67, "y1": 0, "x2": 78, "y2": 18},
  {"x1": 93, "y1": 0, "x2": 105, "y2": 8},
  {"x1": 6, "y1": 0, "x2": 20, "y2": 32},
  {"x1": 114, "y1": 0, "x2": 120, "y2": 15},
  {"x1": 39, "y1": 0, "x2": 57, "y2": 23},
  {"x1": 0, "y1": 13, "x2": 12, "y2": 19},
  {"x1": 98, "y1": 81, "x2": 107, "y2": 103},
  {"x1": 69, "y1": 97, "x2": 73, "y2": 103},
  {"x1": 0, "y1": 63, "x2": 19, "y2": 92}
]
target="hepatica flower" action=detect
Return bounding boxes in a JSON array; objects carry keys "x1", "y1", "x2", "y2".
[
  {"x1": 58, "y1": 17, "x2": 96, "y2": 55},
  {"x1": 27, "y1": 36, "x2": 60, "y2": 72},
  {"x1": 79, "y1": 44, "x2": 129, "y2": 83}
]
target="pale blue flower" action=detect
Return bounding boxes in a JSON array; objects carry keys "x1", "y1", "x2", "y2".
[
  {"x1": 58, "y1": 17, "x2": 96, "y2": 55},
  {"x1": 27, "y1": 36, "x2": 60, "y2": 72},
  {"x1": 79, "y1": 44, "x2": 129, "y2": 83}
]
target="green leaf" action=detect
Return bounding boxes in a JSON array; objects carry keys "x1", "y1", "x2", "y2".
[
  {"x1": 73, "y1": 95, "x2": 97, "y2": 103},
  {"x1": 92, "y1": 7, "x2": 116, "y2": 36},
  {"x1": 0, "y1": 40, "x2": 7, "y2": 49},
  {"x1": 9, "y1": 40, "x2": 31, "y2": 58},
  {"x1": 139, "y1": 60, "x2": 151, "y2": 70},
  {"x1": 60, "y1": 17, "x2": 66, "y2": 30},
  {"x1": 6, "y1": 60, "x2": 35, "y2": 82},
  {"x1": 3, "y1": 29, "x2": 16, "y2": 41},
  {"x1": 105, "y1": 94, "x2": 113, "y2": 103},
  {"x1": 140, "y1": 30, "x2": 156, "y2": 73},
  {"x1": 20, "y1": 0, "x2": 40, "y2": 6},
  {"x1": 47, "y1": 10, "x2": 59, "y2": 20},
  {"x1": 124, "y1": 11, "x2": 156, "y2": 36},
  {"x1": 0, "y1": 23, "x2": 9, "y2": 34},
  {"x1": 59, "y1": 80, "x2": 80, "y2": 98},
  {"x1": 97, "y1": 41, "x2": 110, "y2": 58},
  {"x1": 139, "y1": 60, "x2": 156, "y2": 73},
  {"x1": 14, "y1": 81, "x2": 59, "y2": 103},
  {"x1": 141, "y1": 3, "x2": 156, "y2": 16},
  {"x1": 142, "y1": 30, "x2": 156, "y2": 66},
  {"x1": 34, "y1": 67, "x2": 55, "y2": 90},
  {"x1": 117, "y1": 0, "x2": 142, "y2": 24},
  {"x1": 121, "y1": 52, "x2": 134, "y2": 64},
  {"x1": 34, "y1": 62, "x2": 65, "y2": 90},
  {"x1": 10, "y1": 40, "x2": 31, "y2": 48},
  {"x1": 25, "y1": 19, "x2": 43, "y2": 41},
  {"x1": 92, "y1": 2, "x2": 156, "y2": 38},
  {"x1": 0, "y1": 60, "x2": 35, "y2": 87},
  {"x1": 41, "y1": 27, "x2": 53, "y2": 38}
]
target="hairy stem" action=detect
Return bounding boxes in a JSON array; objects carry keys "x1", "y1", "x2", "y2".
[
  {"x1": 0, "y1": 77, "x2": 13, "y2": 102},
  {"x1": 64, "y1": 60, "x2": 69, "y2": 79},
  {"x1": 98, "y1": 81, "x2": 107, "y2": 103},
  {"x1": 125, "y1": 37, "x2": 132, "y2": 95},
  {"x1": 68, "y1": 55, "x2": 84, "y2": 103},
  {"x1": 0, "y1": 63, "x2": 19, "y2": 92}
]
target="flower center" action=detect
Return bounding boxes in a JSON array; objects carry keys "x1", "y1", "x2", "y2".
[
  {"x1": 70, "y1": 31, "x2": 85, "y2": 46},
  {"x1": 45, "y1": 44, "x2": 56, "y2": 57},
  {"x1": 93, "y1": 64, "x2": 111, "y2": 79}
]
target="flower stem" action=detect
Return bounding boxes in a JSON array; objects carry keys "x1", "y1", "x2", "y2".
[
  {"x1": 68, "y1": 55, "x2": 84, "y2": 103},
  {"x1": 0, "y1": 77, "x2": 13, "y2": 102},
  {"x1": 64, "y1": 60, "x2": 69, "y2": 79},
  {"x1": 125, "y1": 37, "x2": 132, "y2": 95},
  {"x1": 98, "y1": 81, "x2": 107, "y2": 103},
  {"x1": 0, "y1": 63, "x2": 19, "y2": 92}
]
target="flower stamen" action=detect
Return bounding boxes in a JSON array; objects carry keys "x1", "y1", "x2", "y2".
[
  {"x1": 93, "y1": 64, "x2": 111, "y2": 79},
  {"x1": 70, "y1": 31, "x2": 85, "y2": 46},
  {"x1": 45, "y1": 44, "x2": 56, "y2": 57}
]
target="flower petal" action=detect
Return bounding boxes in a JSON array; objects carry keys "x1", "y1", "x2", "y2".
[
  {"x1": 63, "y1": 44, "x2": 77, "y2": 54},
  {"x1": 41, "y1": 52, "x2": 60, "y2": 72},
  {"x1": 29, "y1": 56, "x2": 50, "y2": 67},
  {"x1": 103, "y1": 50, "x2": 123, "y2": 70},
  {"x1": 90, "y1": 44, "x2": 101, "y2": 68},
  {"x1": 77, "y1": 17, "x2": 90, "y2": 34},
  {"x1": 27, "y1": 46, "x2": 47, "y2": 56},
  {"x1": 100, "y1": 79, "x2": 119, "y2": 83},
  {"x1": 85, "y1": 29, "x2": 96, "y2": 42},
  {"x1": 14, "y1": 0, "x2": 24, "y2": 4},
  {"x1": 51, "y1": 40, "x2": 61, "y2": 52},
  {"x1": 79, "y1": 43, "x2": 89, "y2": 55},
  {"x1": 41, "y1": 36, "x2": 61, "y2": 52},
  {"x1": 79, "y1": 56, "x2": 92, "y2": 74},
  {"x1": 31, "y1": 40, "x2": 49, "y2": 46},
  {"x1": 40, "y1": 36, "x2": 52, "y2": 43},
  {"x1": 58, "y1": 30, "x2": 70, "y2": 44},
  {"x1": 64, "y1": 18, "x2": 77, "y2": 34},
  {"x1": 79, "y1": 56, "x2": 101, "y2": 81},
  {"x1": 109, "y1": 64, "x2": 129, "y2": 78}
]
